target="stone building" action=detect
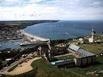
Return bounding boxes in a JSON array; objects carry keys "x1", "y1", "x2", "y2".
[{"x1": 68, "y1": 44, "x2": 96, "y2": 66}]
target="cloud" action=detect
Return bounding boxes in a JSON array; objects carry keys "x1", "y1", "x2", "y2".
[{"x1": 0, "y1": 0, "x2": 103, "y2": 20}]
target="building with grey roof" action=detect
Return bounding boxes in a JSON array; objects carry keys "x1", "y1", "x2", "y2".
[{"x1": 68, "y1": 44, "x2": 96, "y2": 66}]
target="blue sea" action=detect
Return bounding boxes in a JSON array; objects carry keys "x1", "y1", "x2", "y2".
[
  {"x1": 24, "y1": 21, "x2": 103, "y2": 40},
  {"x1": 0, "y1": 20, "x2": 103, "y2": 50}
]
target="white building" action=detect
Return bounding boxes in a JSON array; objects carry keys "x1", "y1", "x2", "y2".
[{"x1": 88, "y1": 28, "x2": 95, "y2": 43}]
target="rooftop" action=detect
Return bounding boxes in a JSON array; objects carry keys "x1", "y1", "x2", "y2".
[
  {"x1": 68, "y1": 44, "x2": 95, "y2": 57},
  {"x1": 69, "y1": 44, "x2": 80, "y2": 51}
]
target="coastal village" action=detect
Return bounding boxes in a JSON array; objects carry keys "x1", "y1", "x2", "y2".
[
  {"x1": 0, "y1": 24, "x2": 103, "y2": 77},
  {"x1": 0, "y1": 0, "x2": 103, "y2": 76}
]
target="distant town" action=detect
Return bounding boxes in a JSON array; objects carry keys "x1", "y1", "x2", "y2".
[{"x1": 0, "y1": 21, "x2": 103, "y2": 77}]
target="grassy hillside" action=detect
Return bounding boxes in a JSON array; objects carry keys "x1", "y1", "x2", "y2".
[
  {"x1": 3, "y1": 56, "x2": 103, "y2": 77},
  {"x1": 0, "y1": 20, "x2": 58, "y2": 29},
  {"x1": 79, "y1": 43, "x2": 103, "y2": 54}
]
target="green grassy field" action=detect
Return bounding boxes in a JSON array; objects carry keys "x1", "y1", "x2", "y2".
[
  {"x1": 79, "y1": 43, "x2": 103, "y2": 54},
  {"x1": 3, "y1": 56, "x2": 103, "y2": 77},
  {"x1": 2, "y1": 43, "x2": 103, "y2": 77},
  {"x1": 31, "y1": 56, "x2": 103, "y2": 77},
  {"x1": 31, "y1": 59, "x2": 81, "y2": 77}
]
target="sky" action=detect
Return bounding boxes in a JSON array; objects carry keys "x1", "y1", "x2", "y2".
[{"x1": 0, "y1": 0, "x2": 103, "y2": 20}]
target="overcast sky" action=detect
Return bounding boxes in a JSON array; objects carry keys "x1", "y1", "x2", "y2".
[{"x1": 0, "y1": 0, "x2": 103, "y2": 20}]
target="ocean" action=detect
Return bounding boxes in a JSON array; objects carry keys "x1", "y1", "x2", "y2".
[
  {"x1": 0, "y1": 20, "x2": 103, "y2": 50},
  {"x1": 24, "y1": 20, "x2": 103, "y2": 40}
]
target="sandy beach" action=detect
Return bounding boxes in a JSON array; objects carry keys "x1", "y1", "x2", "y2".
[
  {"x1": 20, "y1": 30, "x2": 49, "y2": 42},
  {"x1": 7, "y1": 57, "x2": 41, "y2": 75}
]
